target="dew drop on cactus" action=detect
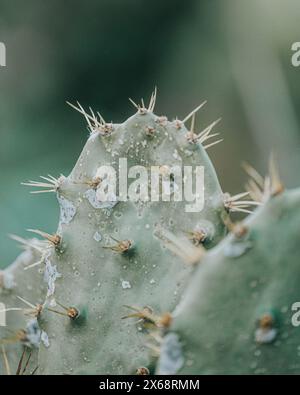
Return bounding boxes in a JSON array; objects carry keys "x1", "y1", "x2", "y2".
[{"x1": 157, "y1": 333, "x2": 184, "y2": 375}]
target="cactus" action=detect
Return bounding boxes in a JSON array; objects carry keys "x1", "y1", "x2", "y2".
[
  {"x1": 1, "y1": 91, "x2": 273, "y2": 375},
  {"x1": 0, "y1": 238, "x2": 45, "y2": 375},
  {"x1": 4, "y1": 91, "x2": 249, "y2": 375},
  {"x1": 156, "y1": 184, "x2": 300, "y2": 374}
]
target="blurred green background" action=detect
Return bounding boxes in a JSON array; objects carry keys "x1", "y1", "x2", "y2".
[{"x1": 1, "y1": 0, "x2": 300, "y2": 267}]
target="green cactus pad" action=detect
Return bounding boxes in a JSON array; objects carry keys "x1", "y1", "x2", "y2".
[{"x1": 157, "y1": 189, "x2": 300, "y2": 374}]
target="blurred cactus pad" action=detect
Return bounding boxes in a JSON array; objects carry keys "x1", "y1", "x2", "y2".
[{"x1": 1, "y1": 91, "x2": 300, "y2": 375}]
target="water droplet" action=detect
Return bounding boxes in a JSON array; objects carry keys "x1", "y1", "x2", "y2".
[
  {"x1": 114, "y1": 211, "x2": 123, "y2": 219},
  {"x1": 255, "y1": 327, "x2": 277, "y2": 344},
  {"x1": 41, "y1": 331, "x2": 50, "y2": 348},
  {"x1": 49, "y1": 299, "x2": 57, "y2": 308},
  {"x1": 93, "y1": 231, "x2": 102, "y2": 242},
  {"x1": 44, "y1": 254, "x2": 61, "y2": 297},
  {"x1": 223, "y1": 239, "x2": 252, "y2": 258},
  {"x1": 121, "y1": 280, "x2": 131, "y2": 289},
  {"x1": 57, "y1": 194, "x2": 76, "y2": 224},
  {"x1": 0, "y1": 272, "x2": 15, "y2": 290},
  {"x1": 25, "y1": 319, "x2": 43, "y2": 348},
  {"x1": 157, "y1": 333, "x2": 184, "y2": 375},
  {"x1": 84, "y1": 188, "x2": 118, "y2": 209}
]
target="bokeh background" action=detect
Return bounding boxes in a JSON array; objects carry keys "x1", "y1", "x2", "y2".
[{"x1": 1, "y1": 0, "x2": 300, "y2": 267}]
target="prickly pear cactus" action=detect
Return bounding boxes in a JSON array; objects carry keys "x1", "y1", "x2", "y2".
[
  {"x1": 1, "y1": 91, "x2": 263, "y2": 375},
  {"x1": 156, "y1": 187, "x2": 300, "y2": 374},
  {"x1": 33, "y1": 93, "x2": 233, "y2": 375},
  {"x1": 0, "y1": 238, "x2": 45, "y2": 375}
]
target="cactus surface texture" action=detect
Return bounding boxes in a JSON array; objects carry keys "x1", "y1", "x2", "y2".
[
  {"x1": 1, "y1": 91, "x2": 298, "y2": 375},
  {"x1": 156, "y1": 188, "x2": 300, "y2": 374},
  {"x1": 7, "y1": 93, "x2": 230, "y2": 375}
]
